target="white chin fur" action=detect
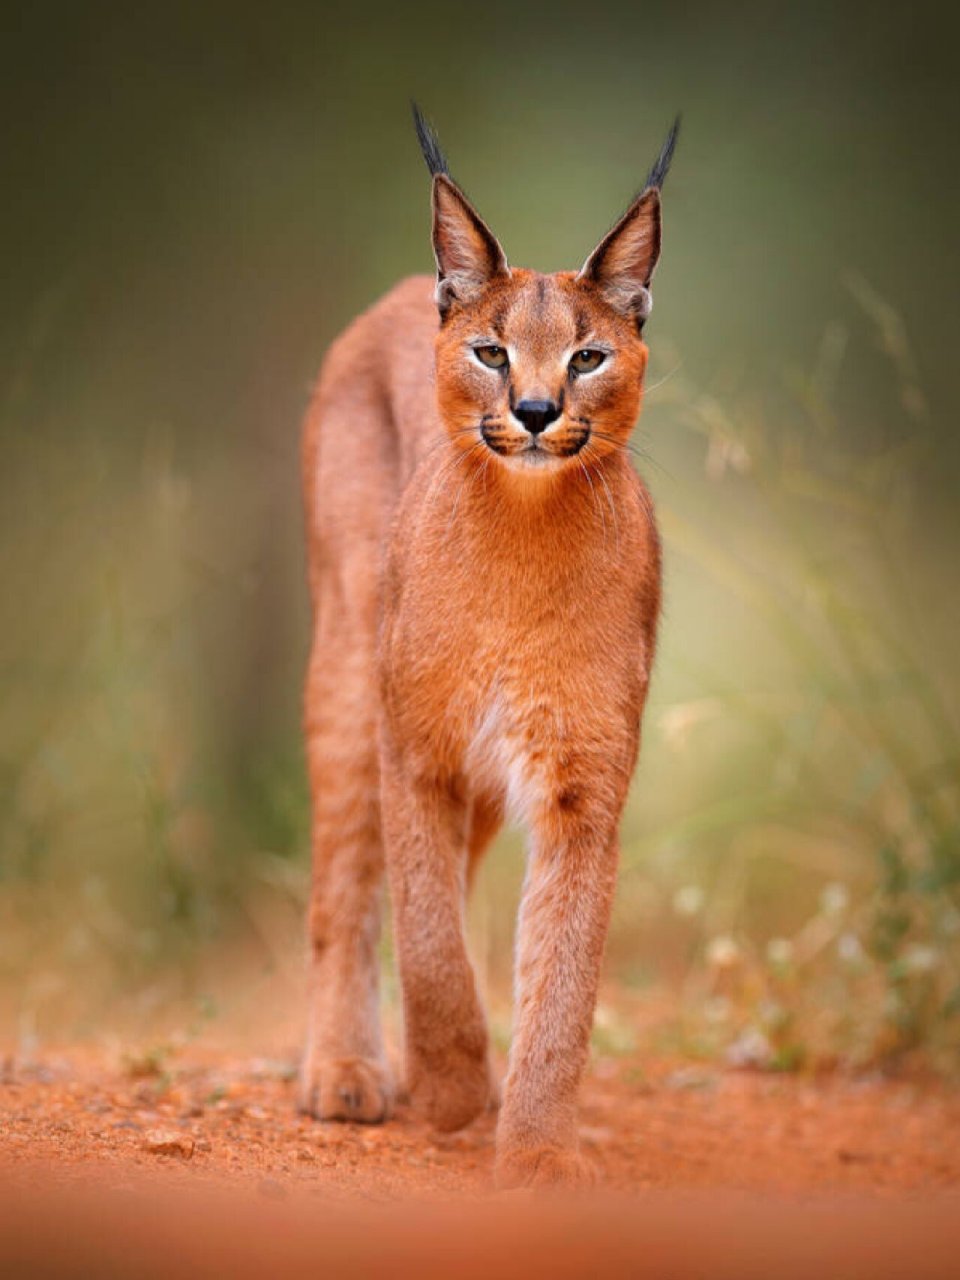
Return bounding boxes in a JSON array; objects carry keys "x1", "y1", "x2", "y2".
[{"x1": 497, "y1": 448, "x2": 565, "y2": 473}]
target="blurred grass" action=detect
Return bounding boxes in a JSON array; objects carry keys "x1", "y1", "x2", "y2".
[{"x1": 610, "y1": 279, "x2": 959, "y2": 1071}]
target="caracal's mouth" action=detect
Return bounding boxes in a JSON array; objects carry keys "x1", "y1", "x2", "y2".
[{"x1": 479, "y1": 421, "x2": 590, "y2": 465}]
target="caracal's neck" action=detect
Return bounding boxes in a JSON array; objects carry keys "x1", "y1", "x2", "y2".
[{"x1": 433, "y1": 439, "x2": 639, "y2": 561}]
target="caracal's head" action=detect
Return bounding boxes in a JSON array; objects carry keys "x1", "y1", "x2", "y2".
[{"x1": 413, "y1": 105, "x2": 678, "y2": 475}]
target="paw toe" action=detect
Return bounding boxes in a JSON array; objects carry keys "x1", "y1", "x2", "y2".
[
  {"x1": 301, "y1": 1057, "x2": 392, "y2": 1124},
  {"x1": 495, "y1": 1144, "x2": 596, "y2": 1191},
  {"x1": 409, "y1": 1062, "x2": 493, "y2": 1133}
]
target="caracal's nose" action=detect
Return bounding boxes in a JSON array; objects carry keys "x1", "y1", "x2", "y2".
[{"x1": 513, "y1": 399, "x2": 560, "y2": 435}]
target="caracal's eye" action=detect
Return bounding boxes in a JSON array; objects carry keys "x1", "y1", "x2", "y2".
[
  {"x1": 569, "y1": 348, "x2": 606, "y2": 375},
  {"x1": 474, "y1": 344, "x2": 508, "y2": 369}
]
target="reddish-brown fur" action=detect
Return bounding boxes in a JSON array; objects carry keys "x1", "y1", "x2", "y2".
[{"x1": 300, "y1": 138, "x2": 667, "y2": 1188}]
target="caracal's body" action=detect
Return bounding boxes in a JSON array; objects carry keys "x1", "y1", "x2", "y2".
[{"x1": 300, "y1": 112, "x2": 676, "y2": 1188}]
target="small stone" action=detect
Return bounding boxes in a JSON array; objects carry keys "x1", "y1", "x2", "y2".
[
  {"x1": 838, "y1": 1148, "x2": 872, "y2": 1164},
  {"x1": 143, "y1": 1129, "x2": 195, "y2": 1159},
  {"x1": 725, "y1": 1028, "x2": 773, "y2": 1070},
  {"x1": 665, "y1": 1067, "x2": 717, "y2": 1091}
]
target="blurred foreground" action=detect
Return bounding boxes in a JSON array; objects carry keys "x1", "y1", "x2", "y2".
[
  {"x1": 3, "y1": 1182, "x2": 958, "y2": 1280},
  {"x1": 2, "y1": 1187, "x2": 959, "y2": 1280}
]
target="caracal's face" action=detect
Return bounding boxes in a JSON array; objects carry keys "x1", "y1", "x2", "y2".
[{"x1": 436, "y1": 268, "x2": 649, "y2": 473}]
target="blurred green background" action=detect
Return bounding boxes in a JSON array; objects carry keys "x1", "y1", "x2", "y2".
[{"x1": 1, "y1": 1, "x2": 958, "y2": 1068}]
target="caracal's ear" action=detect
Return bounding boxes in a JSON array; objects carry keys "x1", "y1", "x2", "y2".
[
  {"x1": 412, "y1": 102, "x2": 508, "y2": 319},
  {"x1": 578, "y1": 116, "x2": 680, "y2": 327}
]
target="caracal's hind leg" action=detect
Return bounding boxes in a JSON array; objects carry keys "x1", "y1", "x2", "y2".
[
  {"x1": 380, "y1": 751, "x2": 497, "y2": 1132},
  {"x1": 299, "y1": 604, "x2": 392, "y2": 1122}
]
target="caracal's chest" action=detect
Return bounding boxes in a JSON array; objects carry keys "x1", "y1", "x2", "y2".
[
  {"x1": 431, "y1": 580, "x2": 635, "y2": 820},
  {"x1": 380, "y1": 456, "x2": 651, "y2": 807},
  {"x1": 384, "y1": 555, "x2": 599, "y2": 810}
]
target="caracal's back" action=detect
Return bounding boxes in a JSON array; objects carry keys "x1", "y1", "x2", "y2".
[{"x1": 301, "y1": 272, "x2": 442, "y2": 608}]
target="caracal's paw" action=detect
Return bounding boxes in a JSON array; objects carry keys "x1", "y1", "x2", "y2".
[
  {"x1": 495, "y1": 1144, "x2": 597, "y2": 1191},
  {"x1": 408, "y1": 1053, "x2": 495, "y2": 1133},
  {"x1": 299, "y1": 1056, "x2": 393, "y2": 1124}
]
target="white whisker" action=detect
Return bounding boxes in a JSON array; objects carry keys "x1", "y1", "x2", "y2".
[
  {"x1": 576, "y1": 454, "x2": 607, "y2": 549},
  {"x1": 643, "y1": 361, "x2": 683, "y2": 396},
  {"x1": 447, "y1": 441, "x2": 486, "y2": 531},
  {"x1": 588, "y1": 449, "x2": 620, "y2": 555}
]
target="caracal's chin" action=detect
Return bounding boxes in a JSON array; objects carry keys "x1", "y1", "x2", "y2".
[{"x1": 490, "y1": 442, "x2": 590, "y2": 474}]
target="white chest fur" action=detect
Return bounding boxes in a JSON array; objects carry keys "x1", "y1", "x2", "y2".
[{"x1": 464, "y1": 696, "x2": 543, "y2": 826}]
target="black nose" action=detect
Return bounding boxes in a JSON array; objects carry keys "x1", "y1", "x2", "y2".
[{"x1": 514, "y1": 399, "x2": 560, "y2": 435}]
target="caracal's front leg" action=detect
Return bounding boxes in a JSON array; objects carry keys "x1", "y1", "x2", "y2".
[
  {"x1": 495, "y1": 796, "x2": 621, "y2": 1189},
  {"x1": 380, "y1": 746, "x2": 496, "y2": 1132}
]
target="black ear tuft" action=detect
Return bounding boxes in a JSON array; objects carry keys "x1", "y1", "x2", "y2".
[
  {"x1": 642, "y1": 115, "x2": 681, "y2": 192},
  {"x1": 411, "y1": 101, "x2": 449, "y2": 177}
]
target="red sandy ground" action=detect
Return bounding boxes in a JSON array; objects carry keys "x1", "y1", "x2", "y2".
[{"x1": 2, "y1": 1046, "x2": 958, "y2": 1197}]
